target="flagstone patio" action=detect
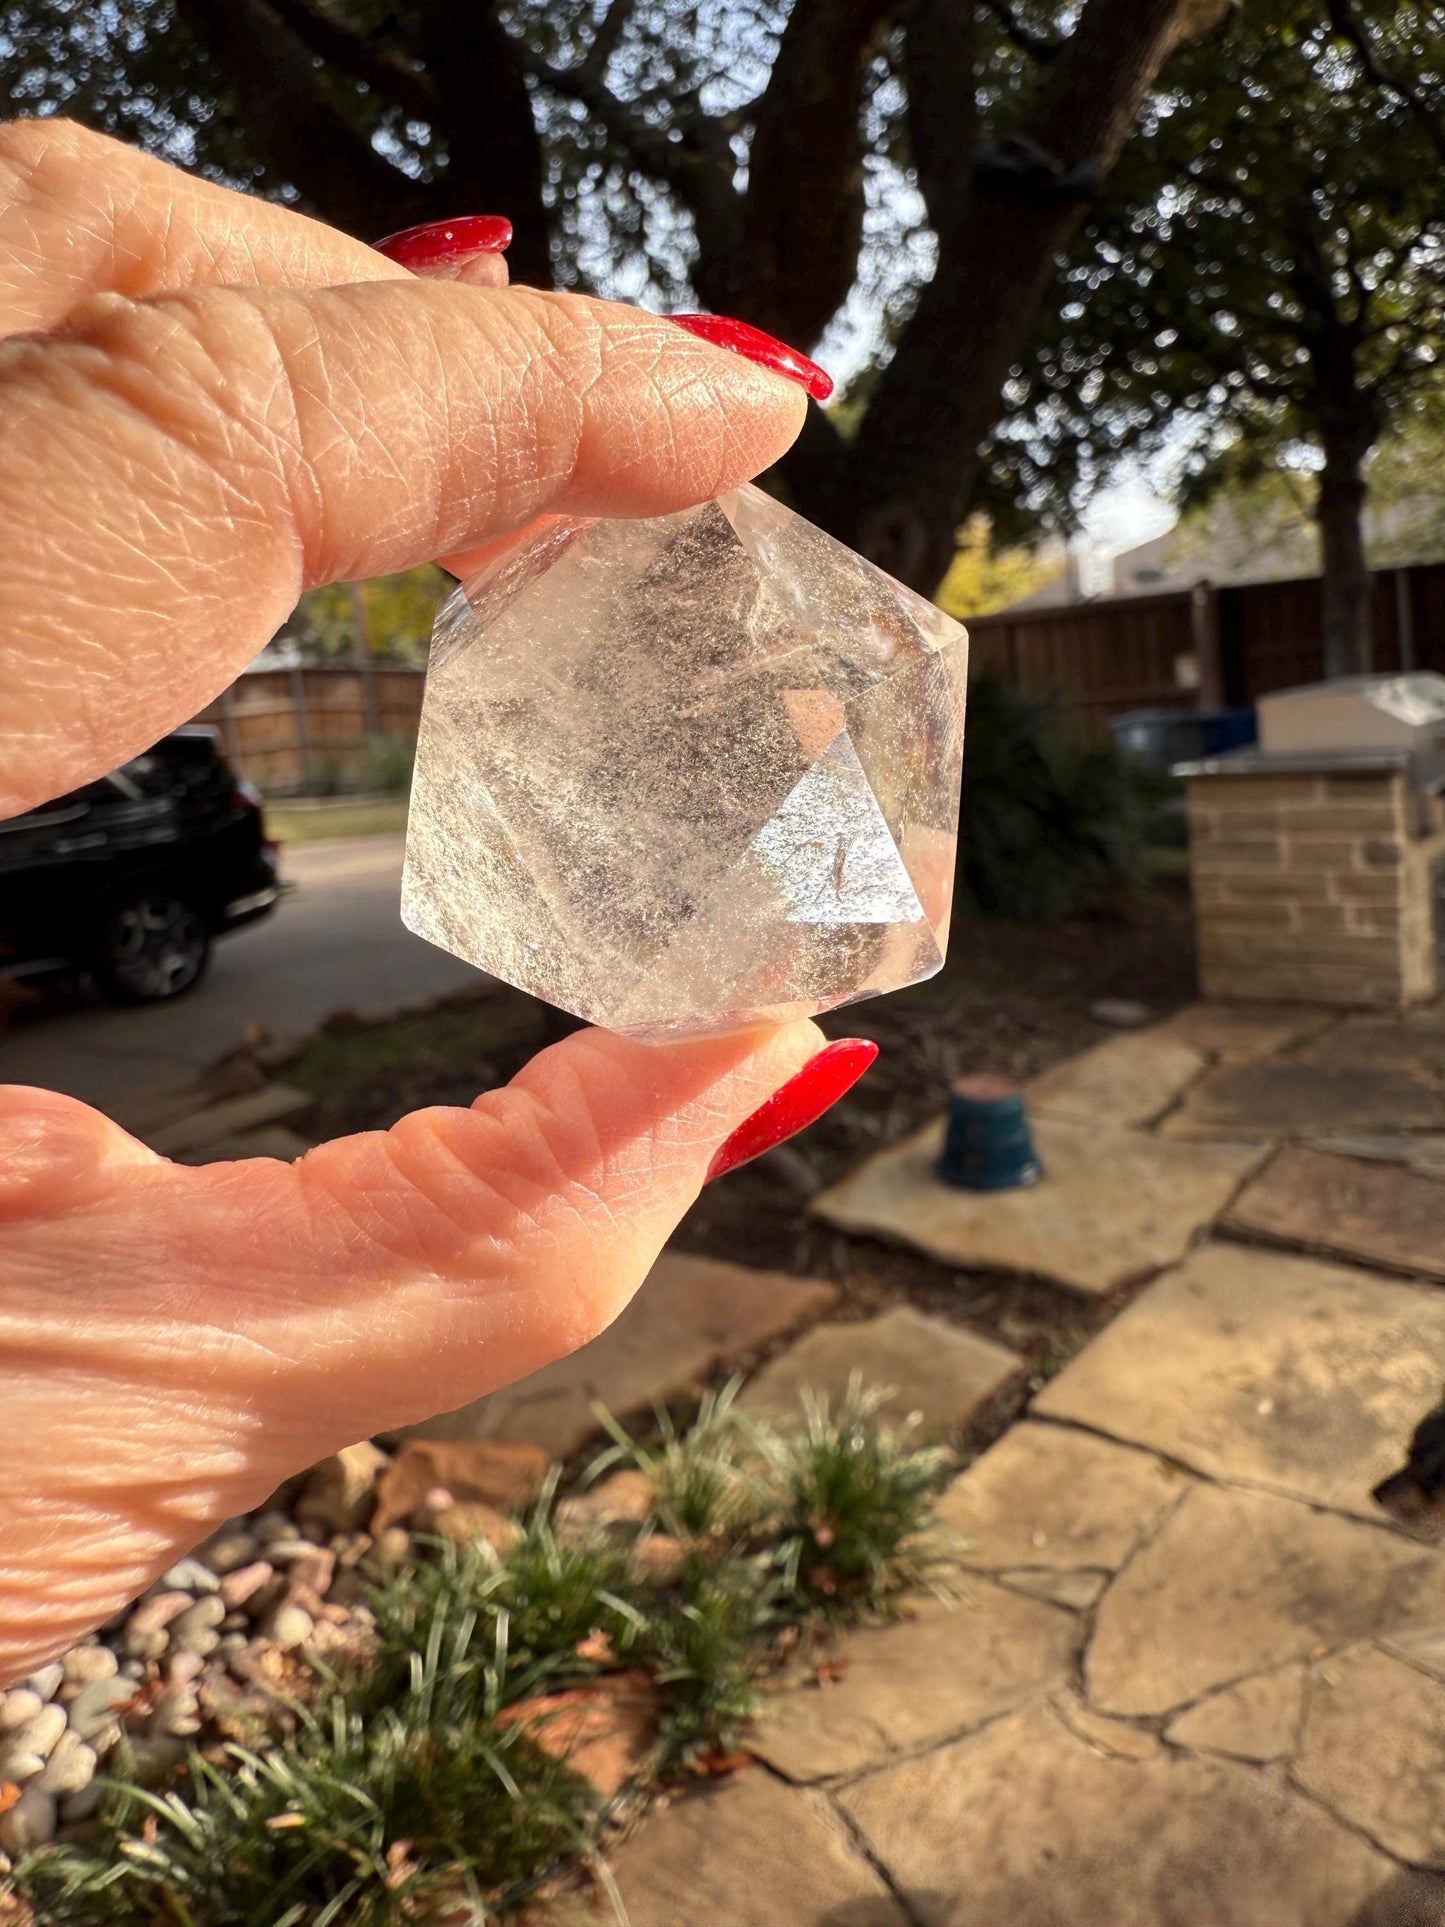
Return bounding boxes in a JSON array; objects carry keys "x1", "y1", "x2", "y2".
[{"x1": 540, "y1": 1003, "x2": 1445, "y2": 1927}]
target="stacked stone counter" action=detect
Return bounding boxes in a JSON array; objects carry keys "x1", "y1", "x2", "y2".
[{"x1": 1181, "y1": 748, "x2": 1445, "y2": 1009}]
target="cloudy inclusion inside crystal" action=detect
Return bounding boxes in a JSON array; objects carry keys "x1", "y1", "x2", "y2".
[{"x1": 402, "y1": 483, "x2": 968, "y2": 1038}]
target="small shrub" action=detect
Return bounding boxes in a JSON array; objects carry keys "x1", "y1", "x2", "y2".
[
  {"x1": 363, "y1": 734, "x2": 415, "y2": 794},
  {"x1": 958, "y1": 674, "x2": 1168, "y2": 920},
  {"x1": 361, "y1": 1504, "x2": 637, "y2": 1713}
]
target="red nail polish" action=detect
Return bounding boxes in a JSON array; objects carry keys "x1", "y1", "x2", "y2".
[
  {"x1": 706, "y1": 1038, "x2": 877, "y2": 1183},
  {"x1": 670, "y1": 313, "x2": 834, "y2": 402},
  {"x1": 374, "y1": 215, "x2": 514, "y2": 270}
]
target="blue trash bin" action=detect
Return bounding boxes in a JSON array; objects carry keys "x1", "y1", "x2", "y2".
[{"x1": 1108, "y1": 707, "x2": 1257, "y2": 770}]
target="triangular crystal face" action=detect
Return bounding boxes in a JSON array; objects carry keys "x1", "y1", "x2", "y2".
[
  {"x1": 749, "y1": 735, "x2": 925, "y2": 928},
  {"x1": 403, "y1": 484, "x2": 968, "y2": 1036}
]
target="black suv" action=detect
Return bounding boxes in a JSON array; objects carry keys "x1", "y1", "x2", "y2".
[{"x1": 0, "y1": 728, "x2": 283, "y2": 1003}]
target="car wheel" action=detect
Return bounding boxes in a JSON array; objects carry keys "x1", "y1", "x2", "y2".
[{"x1": 91, "y1": 883, "x2": 211, "y2": 1003}]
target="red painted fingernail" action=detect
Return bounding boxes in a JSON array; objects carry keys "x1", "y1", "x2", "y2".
[
  {"x1": 374, "y1": 215, "x2": 513, "y2": 270},
  {"x1": 706, "y1": 1038, "x2": 878, "y2": 1183},
  {"x1": 670, "y1": 313, "x2": 834, "y2": 402}
]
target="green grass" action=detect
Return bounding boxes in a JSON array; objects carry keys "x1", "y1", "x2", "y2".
[
  {"x1": 762, "y1": 1380, "x2": 953, "y2": 1611},
  {"x1": 287, "y1": 1001, "x2": 508, "y2": 1106},
  {"x1": 15, "y1": 1387, "x2": 953, "y2": 1926},
  {"x1": 266, "y1": 798, "x2": 410, "y2": 845}
]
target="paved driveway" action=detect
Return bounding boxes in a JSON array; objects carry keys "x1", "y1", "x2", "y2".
[{"x1": 0, "y1": 837, "x2": 481, "y2": 1114}]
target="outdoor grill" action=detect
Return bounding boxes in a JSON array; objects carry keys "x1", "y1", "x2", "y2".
[{"x1": 1179, "y1": 674, "x2": 1445, "y2": 1009}]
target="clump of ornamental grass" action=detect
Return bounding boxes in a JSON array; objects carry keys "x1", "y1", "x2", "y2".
[
  {"x1": 14, "y1": 1381, "x2": 951, "y2": 1925},
  {"x1": 15, "y1": 1608, "x2": 593, "y2": 1927},
  {"x1": 759, "y1": 1378, "x2": 955, "y2": 1612},
  {"x1": 588, "y1": 1380, "x2": 764, "y2": 1543},
  {"x1": 644, "y1": 1553, "x2": 776, "y2": 1764}
]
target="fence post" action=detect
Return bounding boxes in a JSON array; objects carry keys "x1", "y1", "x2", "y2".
[
  {"x1": 217, "y1": 683, "x2": 243, "y2": 770},
  {"x1": 1190, "y1": 580, "x2": 1224, "y2": 710},
  {"x1": 347, "y1": 580, "x2": 383, "y2": 736},
  {"x1": 289, "y1": 663, "x2": 315, "y2": 794},
  {"x1": 1396, "y1": 568, "x2": 1416, "y2": 673}
]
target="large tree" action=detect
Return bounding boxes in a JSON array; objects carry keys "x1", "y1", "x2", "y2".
[
  {"x1": 0, "y1": 0, "x2": 1233, "y2": 592},
  {"x1": 999, "y1": 0, "x2": 1445, "y2": 675}
]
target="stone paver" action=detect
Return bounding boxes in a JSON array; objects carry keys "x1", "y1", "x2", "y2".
[
  {"x1": 1380, "y1": 1626, "x2": 1445, "y2": 1681},
  {"x1": 935, "y1": 1420, "x2": 1185, "y2": 1575},
  {"x1": 1024, "y1": 1031, "x2": 1206, "y2": 1127},
  {"x1": 1310, "y1": 1131, "x2": 1445, "y2": 1176},
  {"x1": 1161, "y1": 1058, "x2": 1445, "y2": 1140},
  {"x1": 1293, "y1": 1644, "x2": 1445, "y2": 1863},
  {"x1": 546, "y1": 1768, "x2": 909, "y2": 1927},
  {"x1": 1149, "y1": 1002, "x2": 1330, "y2": 1064},
  {"x1": 1051, "y1": 1691, "x2": 1160, "y2": 1761},
  {"x1": 736, "y1": 1306, "x2": 1020, "y2": 1437},
  {"x1": 1164, "y1": 1663, "x2": 1305, "y2": 1762},
  {"x1": 1229, "y1": 1146, "x2": 1445, "y2": 1282},
  {"x1": 1000, "y1": 1568, "x2": 1107, "y2": 1609},
  {"x1": 750, "y1": 1583, "x2": 1076, "y2": 1782},
  {"x1": 839, "y1": 1702, "x2": 1390, "y2": 1927},
  {"x1": 811, "y1": 1116, "x2": 1265, "y2": 1296},
  {"x1": 1299, "y1": 1018, "x2": 1445, "y2": 1081},
  {"x1": 146, "y1": 1083, "x2": 315, "y2": 1156},
  {"x1": 1034, "y1": 1241, "x2": 1445, "y2": 1518},
  {"x1": 1086, "y1": 1483, "x2": 1445, "y2": 1716},
  {"x1": 399, "y1": 1254, "x2": 836, "y2": 1456}
]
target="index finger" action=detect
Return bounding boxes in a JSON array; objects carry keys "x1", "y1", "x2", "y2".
[{"x1": 0, "y1": 117, "x2": 468, "y2": 335}]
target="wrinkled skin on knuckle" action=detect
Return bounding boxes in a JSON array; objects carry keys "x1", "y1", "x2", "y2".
[
  {"x1": 0, "y1": 1090, "x2": 155, "y2": 1223},
  {"x1": 0, "y1": 288, "x2": 305, "y2": 806}
]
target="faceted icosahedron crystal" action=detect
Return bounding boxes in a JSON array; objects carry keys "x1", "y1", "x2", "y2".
[{"x1": 401, "y1": 483, "x2": 968, "y2": 1038}]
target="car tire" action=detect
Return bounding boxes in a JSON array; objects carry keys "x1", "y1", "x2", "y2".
[{"x1": 89, "y1": 880, "x2": 211, "y2": 1004}]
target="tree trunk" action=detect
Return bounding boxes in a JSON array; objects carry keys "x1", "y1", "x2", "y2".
[
  {"x1": 173, "y1": 0, "x2": 432, "y2": 237},
  {"x1": 795, "y1": 0, "x2": 1239, "y2": 589},
  {"x1": 1318, "y1": 422, "x2": 1375, "y2": 679},
  {"x1": 697, "y1": 0, "x2": 896, "y2": 344},
  {"x1": 413, "y1": 2, "x2": 553, "y2": 289}
]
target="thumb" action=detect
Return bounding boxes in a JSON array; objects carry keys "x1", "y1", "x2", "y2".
[
  {"x1": 0, "y1": 280, "x2": 806, "y2": 814},
  {"x1": 0, "y1": 1020, "x2": 879, "y2": 1675}
]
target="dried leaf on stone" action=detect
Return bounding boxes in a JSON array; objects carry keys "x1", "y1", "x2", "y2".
[{"x1": 497, "y1": 1672, "x2": 659, "y2": 1798}]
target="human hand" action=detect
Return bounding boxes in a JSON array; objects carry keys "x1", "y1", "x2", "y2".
[{"x1": 0, "y1": 121, "x2": 867, "y2": 1682}]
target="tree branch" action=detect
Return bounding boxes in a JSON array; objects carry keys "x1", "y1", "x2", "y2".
[
  {"x1": 905, "y1": 0, "x2": 978, "y2": 237},
  {"x1": 831, "y1": 0, "x2": 1243, "y2": 587},
  {"x1": 514, "y1": 41, "x2": 688, "y2": 188},
  {"x1": 172, "y1": 0, "x2": 428, "y2": 233},
  {"x1": 580, "y1": 0, "x2": 641, "y2": 88},
  {"x1": 979, "y1": 0, "x2": 1062, "y2": 63},
  {"x1": 257, "y1": 0, "x2": 438, "y2": 120},
  {"x1": 707, "y1": 0, "x2": 897, "y2": 341},
  {"x1": 412, "y1": 0, "x2": 553, "y2": 286},
  {"x1": 1325, "y1": 0, "x2": 1445, "y2": 169}
]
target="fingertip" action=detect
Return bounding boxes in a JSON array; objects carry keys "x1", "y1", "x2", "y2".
[{"x1": 501, "y1": 289, "x2": 811, "y2": 522}]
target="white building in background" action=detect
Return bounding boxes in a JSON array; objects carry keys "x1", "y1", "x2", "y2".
[{"x1": 1001, "y1": 493, "x2": 1445, "y2": 612}]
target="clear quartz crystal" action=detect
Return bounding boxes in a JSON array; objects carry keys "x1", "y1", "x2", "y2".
[{"x1": 402, "y1": 483, "x2": 968, "y2": 1038}]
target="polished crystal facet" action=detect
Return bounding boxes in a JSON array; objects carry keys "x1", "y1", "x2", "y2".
[{"x1": 402, "y1": 483, "x2": 968, "y2": 1038}]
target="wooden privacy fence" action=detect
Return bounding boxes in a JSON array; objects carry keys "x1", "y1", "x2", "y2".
[
  {"x1": 966, "y1": 557, "x2": 1445, "y2": 731},
  {"x1": 201, "y1": 558, "x2": 1445, "y2": 792},
  {"x1": 194, "y1": 666, "x2": 425, "y2": 794}
]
